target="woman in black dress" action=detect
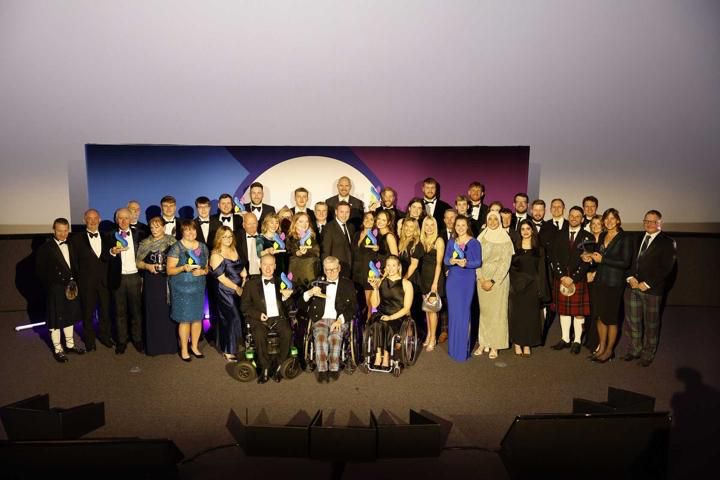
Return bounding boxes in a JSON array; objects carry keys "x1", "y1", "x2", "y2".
[
  {"x1": 418, "y1": 216, "x2": 445, "y2": 351},
  {"x1": 397, "y1": 197, "x2": 426, "y2": 233},
  {"x1": 587, "y1": 208, "x2": 632, "y2": 363},
  {"x1": 209, "y1": 226, "x2": 247, "y2": 362},
  {"x1": 508, "y1": 220, "x2": 549, "y2": 357},
  {"x1": 375, "y1": 209, "x2": 399, "y2": 268},
  {"x1": 352, "y1": 211, "x2": 379, "y2": 321},
  {"x1": 582, "y1": 214, "x2": 604, "y2": 355},
  {"x1": 259, "y1": 213, "x2": 288, "y2": 275},
  {"x1": 135, "y1": 217, "x2": 177, "y2": 356},
  {"x1": 398, "y1": 218, "x2": 424, "y2": 330}
]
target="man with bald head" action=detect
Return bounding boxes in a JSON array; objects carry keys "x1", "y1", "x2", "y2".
[
  {"x1": 325, "y1": 176, "x2": 364, "y2": 230},
  {"x1": 69, "y1": 209, "x2": 113, "y2": 350},
  {"x1": 127, "y1": 200, "x2": 149, "y2": 241}
]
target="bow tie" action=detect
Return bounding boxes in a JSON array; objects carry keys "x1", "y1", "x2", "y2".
[
  {"x1": 423, "y1": 199, "x2": 436, "y2": 205},
  {"x1": 326, "y1": 281, "x2": 336, "y2": 285},
  {"x1": 163, "y1": 218, "x2": 175, "y2": 225},
  {"x1": 247, "y1": 234, "x2": 258, "y2": 239},
  {"x1": 221, "y1": 216, "x2": 232, "y2": 223},
  {"x1": 88, "y1": 232, "x2": 99, "y2": 238},
  {"x1": 198, "y1": 220, "x2": 209, "y2": 225},
  {"x1": 58, "y1": 241, "x2": 67, "y2": 246},
  {"x1": 252, "y1": 206, "x2": 262, "y2": 212},
  {"x1": 120, "y1": 231, "x2": 130, "y2": 238},
  {"x1": 263, "y1": 278, "x2": 275, "y2": 285}
]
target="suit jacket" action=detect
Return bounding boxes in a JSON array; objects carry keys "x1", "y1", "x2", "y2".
[
  {"x1": 509, "y1": 214, "x2": 531, "y2": 232},
  {"x1": 194, "y1": 216, "x2": 221, "y2": 248},
  {"x1": 36, "y1": 238, "x2": 81, "y2": 327},
  {"x1": 595, "y1": 230, "x2": 633, "y2": 287},
  {"x1": 426, "y1": 198, "x2": 452, "y2": 229},
  {"x1": 235, "y1": 232, "x2": 259, "y2": 274},
  {"x1": 69, "y1": 230, "x2": 109, "y2": 288},
  {"x1": 210, "y1": 213, "x2": 245, "y2": 247},
  {"x1": 301, "y1": 277, "x2": 357, "y2": 323},
  {"x1": 101, "y1": 229, "x2": 142, "y2": 290},
  {"x1": 549, "y1": 228, "x2": 594, "y2": 282},
  {"x1": 325, "y1": 195, "x2": 364, "y2": 230},
  {"x1": 372, "y1": 205, "x2": 404, "y2": 226},
  {"x1": 160, "y1": 217, "x2": 182, "y2": 240},
  {"x1": 544, "y1": 219, "x2": 568, "y2": 251},
  {"x1": 625, "y1": 232, "x2": 676, "y2": 296},
  {"x1": 129, "y1": 222, "x2": 149, "y2": 242},
  {"x1": 240, "y1": 276, "x2": 293, "y2": 323},
  {"x1": 291, "y1": 207, "x2": 316, "y2": 227},
  {"x1": 321, "y1": 219, "x2": 356, "y2": 276},
  {"x1": 469, "y1": 202, "x2": 489, "y2": 226},
  {"x1": 243, "y1": 203, "x2": 276, "y2": 224}
]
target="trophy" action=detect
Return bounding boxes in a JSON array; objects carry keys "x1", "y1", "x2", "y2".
[
  {"x1": 368, "y1": 260, "x2": 382, "y2": 279},
  {"x1": 272, "y1": 232, "x2": 287, "y2": 253},
  {"x1": 114, "y1": 231, "x2": 129, "y2": 251},
  {"x1": 299, "y1": 229, "x2": 312, "y2": 247},
  {"x1": 186, "y1": 247, "x2": 203, "y2": 270},
  {"x1": 234, "y1": 196, "x2": 246, "y2": 214},
  {"x1": 280, "y1": 272, "x2": 294, "y2": 291},
  {"x1": 150, "y1": 250, "x2": 167, "y2": 274},
  {"x1": 452, "y1": 241, "x2": 466, "y2": 259},
  {"x1": 364, "y1": 228, "x2": 378, "y2": 248}
]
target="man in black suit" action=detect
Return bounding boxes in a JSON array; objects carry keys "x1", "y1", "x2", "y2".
[
  {"x1": 36, "y1": 218, "x2": 86, "y2": 362},
  {"x1": 370, "y1": 186, "x2": 404, "y2": 226},
  {"x1": 313, "y1": 201, "x2": 329, "y2": 238},
  {"x1": 301, "y1": 256, "x2": 357, "y2": 383},
  {"x1": 193, "y1": 196, "x2": 220, "y2": 248},
  {"x1": 321, "y1": 201, "x2": 355, "y2": 278},
  {"x1": 212, "y1": 193, "x2": 245, "y2": 247},
  {"x1": 291, "y1": 187, "x2": 316, "y2": 225},
  {"x1": 468, "y1": 181, "x2": 489, "y2": 227},
  {"x1": 421, "y1": 177, "x2": 451, "y2": 228},
  {"x1": 236, "y1": 212, "x2": 260, "y2": 277},
  {"x1": 582, "y1": 195, "x2": 599, "y2": 231},
  {"x1": 325, "y1": 176, "x2": 364, "y2": 230},
  {"x1": 440, "y1": 208, "x2": 457, "y2": 242},
  {"x1": 530, "y1": 199, "x2": 553, "y2": 246},
  {"x1": 68, "y1": 209, "x2": 113, "y2": 351},
  {"x1": 103, "y1": 208, "x2": 143, "y2": 354},
  {"x1": 243, "y1": 182, "x2": 276, "y2": 224},
  {"x1": 623, "y1": 210, "x2": 676, "y2": 367},
  {"x1": 500, "y1": 208, "x2": 521, "y2": 244},
  {"x1": 127, "y1": 200, "x2": 149, "y2": 241},
  {"x1": 159, "y1": 195, "x2": 182, "y2": 240},
  {"x1": 455, "y1": 195, "x2": 481, "y2": 237},
  {"x1": 240, "y1": 254, "x2": 294, "y2": 383},
  {"x1": 509, "y1": 193, "x2": 530, "y2": 232}
]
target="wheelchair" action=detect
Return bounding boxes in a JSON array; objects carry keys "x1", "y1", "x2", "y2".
[
  {"x1": 228, "y1": 307, "x2": 302, "y2": 383},
  {"x1": 302, "y1": 315, "x2": 361, "y2": 375},
  {"x1": 358, "y1": 315, "x2": 419, "y2": 377}
]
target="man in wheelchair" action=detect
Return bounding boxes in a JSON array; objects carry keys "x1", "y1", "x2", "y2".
[
  {"x1": 365, "y1": 255, "x2": 418, "y2": 374},
  {"x1": 301, "y1": 256, "x2": 357, "y2": 383},
  {"x1": 240, "y1": 254, "x2": 294, "y2": 383}
]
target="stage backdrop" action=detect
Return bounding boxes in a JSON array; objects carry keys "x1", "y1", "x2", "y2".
[{"x1": 86, "y1": 145, "x2": 529, "y2": 223}]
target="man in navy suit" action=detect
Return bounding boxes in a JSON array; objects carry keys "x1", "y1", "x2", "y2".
[{"x1": 623, "y1": 210, "x2": 676, "y2": 367}]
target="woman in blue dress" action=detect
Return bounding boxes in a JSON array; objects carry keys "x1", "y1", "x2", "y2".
[
  {"x1": 443, "y1": 216, "x2": 482, "y2": 361},
  {"x1": 209, "y1": 225, "x2": 247, "y2": 362},
  {"x1": 167, "y1": 220, "x2": 209, "y2": 362}
]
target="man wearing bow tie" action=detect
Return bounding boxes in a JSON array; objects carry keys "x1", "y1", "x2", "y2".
[
  {"x1": 421, "y1": 177, "x2": 451, "y2": 228},
  {"x1": 302, "y1": 256, "x2": 357, "y2": 383},
  {"x1": 623, "y1": 210, "x2": 676, "y2": 367},
  {"x1": 69, "y1": 209, "x2": 113, "y2": 351},
  {"x1": 193, "y1": 196, "x2": 220, "y2": 248},
  {"x1": 467, "y1": 181, "x2": 488, "y2": 225},
  {"x1": 36, "y1": 218, "x2": 86, "y2": 362},
  {"x1": 240, "y1": 254, "x2": 294, "y2": 383},
  {"x1": 325, "y1": 176, "x2": 364, "y2": 231},
  {"x1": 127, "y1": 200, "x2": 149, "y2": 241},
  {"x1": 211, "y1": 193, "x2": 245, "y2": 246},
  {"x1": 160, "y1": 195, "x2": 182, "y2": 240},
  {"x1": 243, "y1": 182, "x2": 276, "y2": 223},
  {"x1": 237, "y1": 213, "x2": 261, "y2": 276},
  {"x1": 509, "y1": 193, "x2": 530, "y2": 231}
]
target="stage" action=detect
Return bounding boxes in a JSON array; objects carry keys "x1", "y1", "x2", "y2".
[{"x1": 1, "y1": 306, "x2": 718, "y2": 478}]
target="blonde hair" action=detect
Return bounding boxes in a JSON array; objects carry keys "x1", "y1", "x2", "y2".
[
  {"x1": 420, "y1": 216, "x2": 439, "y2": 252},
  {"x1": 212, "y1": 225, "x2": 236, "y2": 254},
  {"x1": 398, "y1": 218, "x2": 420, "y2": 256},
  {"x1": 261, "y1": 213, "x2": 280, "y2": 235}
]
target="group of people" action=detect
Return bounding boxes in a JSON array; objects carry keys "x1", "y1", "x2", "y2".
[{"x1": 36, "y1": 176, "x2": 676, "y2": 383}]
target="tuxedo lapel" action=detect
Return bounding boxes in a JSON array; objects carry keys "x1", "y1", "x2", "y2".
[{"x1": 51, "y1": 241, "x2": 72, "y2": 274}]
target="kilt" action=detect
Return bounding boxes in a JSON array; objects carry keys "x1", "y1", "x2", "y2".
[{"x1": 552, "y1": 277, "x2": 591, "y2": 317}]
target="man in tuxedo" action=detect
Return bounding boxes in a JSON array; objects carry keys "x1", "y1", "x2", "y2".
[
  {"x1": 314, "y1": 201, "x2": 329, "y2": 236},
  {"x1": 301, "y1": 256, "x2": 357, "y2": 383},
  {"x1": 103, "y1": 208, "x2": 143, "y2": 354},
  {"x1": 455, "y1": 195, "x2": 481, "y2": 237},
  {"x1": 159, "y1": 195, "x2": 182, "y2": 240},
  {"x1": 437, "y1": 208, "x2": 458, "y2": 345},
  {"x1": 36, "y1": 218, "x2": 86, "y2": 362},
  {"x1": 623, "y1": 210, "x2": 676, "y2": 367},
  {"x1": 582, "y1": 195, "x2": 599, "y2": 231},
  {"x1": 467, "y1": 181, "x2": 489, "y2": 227},
  {"x1": 509, "y1": 193, "x2": 530, "y2": 231},
  {"x1": 549, "y1": 206, "x2": 594, "y2": 354},
  {"x1": 441, "y1": 208, "x2": 457, "y2": 242},
  {"x1": 193, "y1": 196, "x2": 219, "y2": 248},
  {"x1": 291, "y1": 187, "x2": 316, "y2": 225},
  {"x1": 244, "y1": 182, "x2": 276, "y2": 223},
  {"x1": 240, "y1": 254, "x2": 294, "y2": 383},
  {"x1": 530, "y1": 199, "x2": 553, "y2": 246},
  {"x1": 69, "y1": 209, "x2": 113, "y2": 351},
  {"x1": 370, "y1": 186, "x2": 404, "y2": 226},
  {"x1": 500, "y1": 208, "x2": 521, "y2": 244},
  {"x1": 325, "y1": 176, "x2": 364, "y2": 230},
  {"x1": 237, "y1": 213, "x2": 260, "y2": 277},
  {"x1": 212, "y1": 193, "x2": 245, "y2": 246},
  {"x1": 321, "y1": 201, "x2": 355, "y2": 278},
  {"x1": 127, "y1": 200, "x2": 149, "y2": 241},
  {"x1": 421, "y1": 177, "x2": 451, "y2": 228}
]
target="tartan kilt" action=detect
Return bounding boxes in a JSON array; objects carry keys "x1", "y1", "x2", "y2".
[{"x1": 552, "y1": 278, "x2": 591, "y2": 317}]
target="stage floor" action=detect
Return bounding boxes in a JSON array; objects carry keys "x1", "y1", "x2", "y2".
[{"x1": 1, "y1": 306, "x2": 718, "y2": 478}]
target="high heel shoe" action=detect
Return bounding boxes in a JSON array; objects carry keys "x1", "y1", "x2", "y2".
[
  {"x1": 592, "y1": 352, "x2": 615, "y2": 364},
  {"x1": 189, "y1": 349, "x2": 205, "y2": 359},
  {"x1": 179, "y1": 352, "x2": 192, "y2": 362},
  {"x1": 473, "y1": 346, "x2": 484, "y2": 356},
  {"x1": 426, "y1": 340, "x2": 436, "y2": 352},
  {"x1": 514, "y1": 346, "x2": 522, "y2": 356},
  {"x1": 422, "y1": 338, "x2": 430, "y2": 347}
]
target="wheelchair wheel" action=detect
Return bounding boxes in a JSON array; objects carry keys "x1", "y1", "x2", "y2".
[
  {"x1": 400, "y1": 318, "x2": 419, "y2": 367},
  {"x1": 281, "y1": 357, "x2": 301, "y2": 380},
  {"x1": 231, "y1": 360, "x2": 257, "y2": 382},
  {"x1": 392, "y1": 365, "x2": 402, "y2": 377},
  {"x1": 344, "y1": 321, "x2": 358, "y2": 374},
  {"x1": 358, "y1": 362, "x2": 370, "y2": 374}
]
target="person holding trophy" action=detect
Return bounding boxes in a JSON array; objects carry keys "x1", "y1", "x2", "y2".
[{"x1": 135, "y1": 217, "x2": 177, "y2": 356}]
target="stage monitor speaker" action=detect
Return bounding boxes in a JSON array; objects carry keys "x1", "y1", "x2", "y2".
[
  {"x1": 0, "y1": 394, "x2": 104, "y2": 441},
  {"x1": 226, "y1": 408, "x2": 317, "y2": 458},
  {"x1": 500, "y1": 412, "x2": 671, "y2": 479},
  {"x1": 309, "y1": 410, "x2": 376, "y2": 461},
  {"x1": 372, "y1": 409, "x2": 448, "y2": 458},
  {"x1": 0, "y1": 438, "x2": 183, "y2": 477},
  {"x1": 573, "y1": 387, "x2": 656, "y2": 414}
]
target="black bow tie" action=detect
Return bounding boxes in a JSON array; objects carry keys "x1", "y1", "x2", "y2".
[
  {"x1": 326, "y1": 281, "x2": 336, "y2": 285},
  {"x1": 58, "y1": 241, "x2": 67, "y2": 246},
  {"x1": 198, "y1": 220, "x2": 209, "y2": 225},
  {"x1": 88, "y1": 232, "x2": 99, "y2": 238},
  {"x1": 263, "y1": 278, "x2": 274, "y2": 285},
  {"x1": 252, "y1": 206, "x2": 262, "y2": 212},
  {"x1": 247, "y1": 234, "x2": 257, "y2": 239},
  {"x1": 163, "y1": 219, "x2": 175, "y2": 225},
  {"x1": 221, "y1": 216, "x2": 231, "y2": 223},
  {"x1": 423, "y1": 199, "x2": 436, "y2": 205}
]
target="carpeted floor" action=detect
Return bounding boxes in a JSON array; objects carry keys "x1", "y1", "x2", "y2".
[{"x1": 1, "y1": 306, "x2": 718, "y2": 478}]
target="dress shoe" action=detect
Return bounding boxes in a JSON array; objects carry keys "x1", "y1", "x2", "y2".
[
  {"x1": 622, "y1": 353, "x2": 641, "y2": 362},
  {"x1": 639, "y1": 358, "x2": 653, "y2": 367},
  {"x1": 570, "y1": 342, "x2": 581, "y2": 355},
  {"x1": 592, "y1": 352, "x2": 615, "y2": 364},
  {"x1": 66, "y1": 345, "x2": 86, "y2": 355},
  {"x1": 257, "y1": 369, "x2": 269, "y2": 384},
  {"x1": 179, "y1": 352, "x2": 192, "y2": 362},
  {"x1": 316, "y1": 371, "x2": 328, "y2": 384},
  {"x1": 98, "y1": 337, "x2": 115, "y2": 349},
  {"x1": 115, "y1": 343, "x2": 127, "y2": 354},
  {"x1": 329, "y1": 371, "x2": 340, "y2": 382},
  {"x1": 132, "y1": 341, "x2": 144, "y2": 353},
  {"x1": 551, "y1": 340, "x2": 571, "y2": 350},
  {"x1": 53, "y1": 351, "x2": 68, "y2": 363},
  {"x1": 189, "y1": 349, "x2": 205, "y2": 359},
  {"x1": 272, "y1": 368, "x2": 283, "y2": 383}
]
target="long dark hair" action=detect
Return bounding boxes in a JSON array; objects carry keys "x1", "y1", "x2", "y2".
[{"x1": 514, "y1": 219, "x2": 539, "y2": 251}]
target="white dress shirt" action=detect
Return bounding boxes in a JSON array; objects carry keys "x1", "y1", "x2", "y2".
[
  {"x1": 249, "y1": 204, "x2": 263, "y2": 221},
  {"x1": 118, "y1": 231, "x2": 138, "y2": 274},
  {"x1": 262, "y1": 277, "x2": 280, "y2": 317},
  {"x1": 163, "y1": 217, "x2": 176, "y2": 236},
  {"x1": 198, "y1": 217, "x2": 210, "y2": 243},
  {"x1": 552, "y1": 218, "x2": 565, "y2": 231},
  {"x1": 55, "y1": 238, "x2": 71, "y2": 268},
  {"x1": 423, "y1": 197, "x2": 437, "y2": 217},
  {"x1": 246, "y1": 234, "x2": 260, "y2": 275},
  {"x1": 220, "y1": 213, "x2": 235, "y2": 230},
  {"x1": 87, "y1": 231, "x2": 101, "y2": 258}
]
